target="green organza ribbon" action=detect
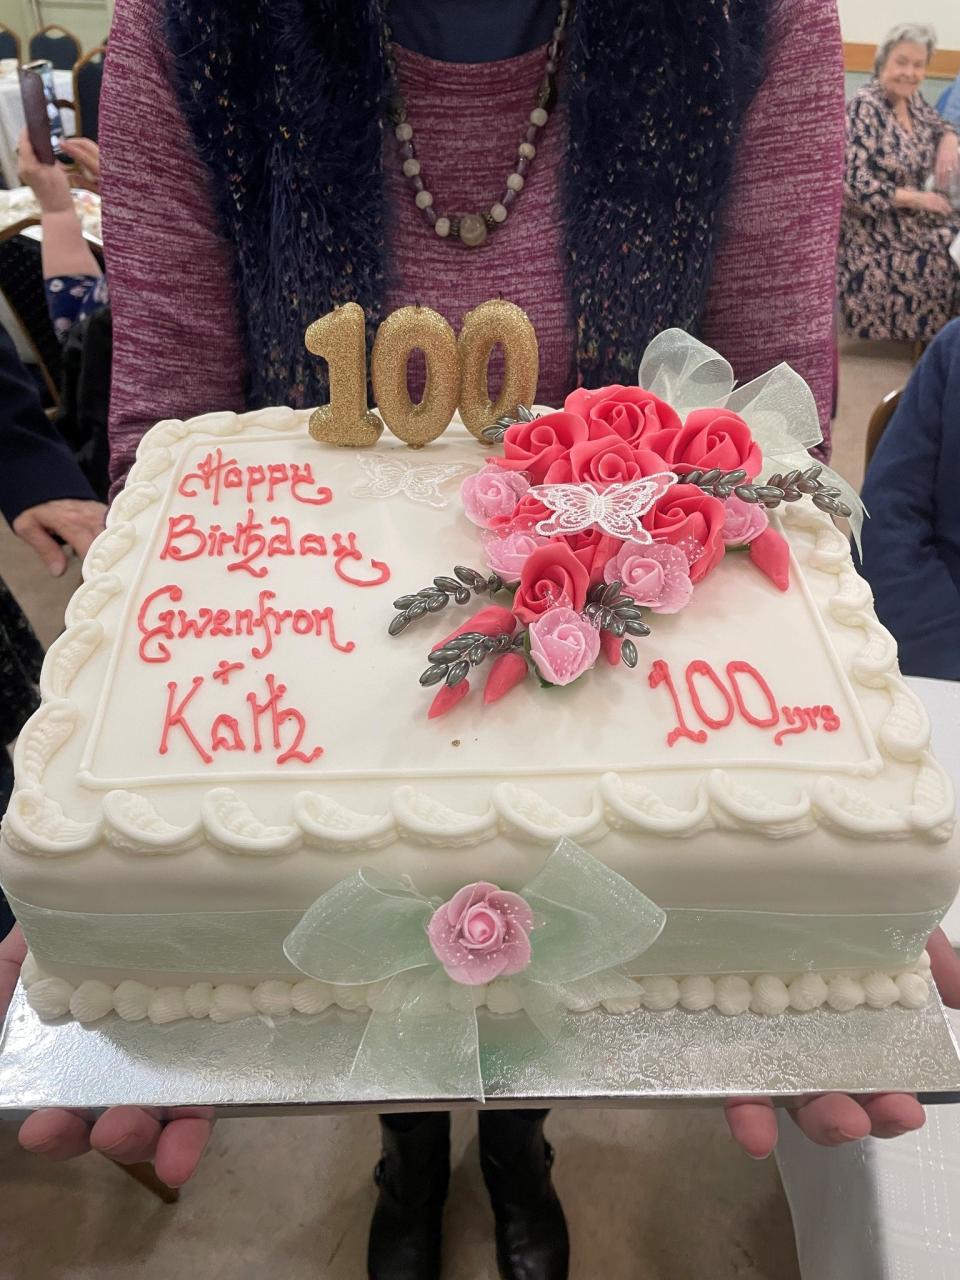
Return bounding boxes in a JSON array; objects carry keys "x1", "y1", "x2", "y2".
[
  {"x1": 638, "y1": 329, "x2": 866, "y2": 550},
  {"x1": 282, "y1": 838, "x2": 666, "y2": 1100}
]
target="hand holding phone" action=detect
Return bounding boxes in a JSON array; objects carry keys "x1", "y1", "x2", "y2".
[{"x1": 19, "y1": 60, "x2": 69, "y2": 166}]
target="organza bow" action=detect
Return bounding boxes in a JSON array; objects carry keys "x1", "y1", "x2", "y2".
[
  {"x1": 638, "y1": 329, "x2": 865, "y2": 550},
  {"x1": 283, "y1": 838, "x2": 665, "y2": 1101}
]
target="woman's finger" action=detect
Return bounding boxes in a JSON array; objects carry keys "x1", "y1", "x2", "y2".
[
  {"x1": 18, "y1": 1109, "x2": 92, "y2": 1161},
  {"x1": 154, "y1": 1116, "x2": 214, "y2": 1187},
  {"x1": 790, "y1": 1093, "x2": 871, "y2": 1146},
  {"x1": 860, "y1": 1092, "x2": 925, "y2": 1139},
  {"x1": 927, "y1": 927, "x2": 960, "y2": 1009},
  {"x1": 89, "y1": 1107, "x2": 164, "y2": 1164},
  {"x1": 723, "y1": 1097, "x2": 778, "y2": 1158},
  {"x1": 0, "y1": 924, "x2": 28, "y2": 1015}
]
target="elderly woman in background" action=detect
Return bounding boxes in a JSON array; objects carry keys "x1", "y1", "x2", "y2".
[{"x1": 839, "y1": 23, "x2": 960, "y2": 342}]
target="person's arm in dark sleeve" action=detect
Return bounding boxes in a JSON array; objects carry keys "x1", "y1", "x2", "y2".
[
  {"x1": 0, "y1": 326, "x2": 106, "y2": 575},
  {"x1": 858, "y1": 323, "x2": 960, "y2": 679}
]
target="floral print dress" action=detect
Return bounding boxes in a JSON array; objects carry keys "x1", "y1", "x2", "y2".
[{"x1": 838, "y1": 80, "x2": 960, "y2": 341}]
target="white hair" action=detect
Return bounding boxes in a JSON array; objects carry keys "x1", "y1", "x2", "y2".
[{"x1": 874, "y1": 23, "x2": 937, "y2": 75}]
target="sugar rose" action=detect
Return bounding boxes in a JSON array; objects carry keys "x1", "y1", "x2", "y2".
[
  {"x1": 662, "y1": 408, "x2": 762, "y2": 479},
  {"x1": 560, "y1": 435, "x2": 669, "y2": 487},
  {"x1": 427, "y1": 882, "x2": 534, "y2": 986},
  {"x1": 641, "y1": 485, "x2": 726, "y2": 583},
  {"x1": 529, "y1": 607, "x2": 602, "y2": 685},
  {"x1": 564, "y1": 385, "x2": 682, "y2": 448},
  {"x1": 721, "y1": 494, "x2": 769, "y2": 546},
  {"x1": 481, "y1": 529, "x2": 550, "y2": 579},
  {"x1": 493, "y1": 410, "x2": 589, "y2": 485},
  {"x1": 461, "y1": 465, "x2": 529, "y2": 528},
  {"x1": 565, "y1": 527, "x2": 622, "y2": 580},
  {"x1": 512, "y1": 542, "x2": 590, "y2": 624},
  {"x1": 603, "y1": 541, "x2": 693, "y2": 613}
]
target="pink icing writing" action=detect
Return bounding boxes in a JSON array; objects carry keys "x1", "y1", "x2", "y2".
[
  {"x1": 178, "y1": 448, "x2": 333, "y2": 507},
  {"x1": 137, "y1": 585, "x2": 356, "y2": 663},
  {"x1": 159, "y1": 672, "x2": 323, "y2": 766},
  {"x1": 159, "y1": 511, "x2": 390, "y2": 584},
  {"x1": 648, "y1": 658, "x2": 842, "y2": 748}
]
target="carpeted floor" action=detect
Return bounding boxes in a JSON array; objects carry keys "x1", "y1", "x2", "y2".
[{"x1": 0, "y1": 337, "x2": 917, "y2": 1279}]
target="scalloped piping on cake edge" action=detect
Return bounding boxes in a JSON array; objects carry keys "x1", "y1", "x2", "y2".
[
  {"x1": 19, "y1": 950, "x2": 933, "y2": 1024},
  {"x1": 1, "y1": 407, "x2": 954, "y2": 861}
]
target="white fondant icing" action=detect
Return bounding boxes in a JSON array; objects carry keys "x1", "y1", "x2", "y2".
[{"x1": 1, "y1": 406, "x2": 957, "y2": 1017}]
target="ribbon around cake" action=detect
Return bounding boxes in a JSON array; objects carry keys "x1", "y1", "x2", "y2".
[
  {"x1": 282, "y1": 837, "x2": 666, "y2": 1100},
  {"x1": 638, "y1": 329, "x2": 865, "y2": 549}
]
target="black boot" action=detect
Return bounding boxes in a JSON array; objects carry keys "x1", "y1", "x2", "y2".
[
  {"x1": 368, "y1": 1112, "x2": 450, "y2": 1280},
  {"x1": 479, "y1": 1109, "x2": 570, "y2": 1280}
]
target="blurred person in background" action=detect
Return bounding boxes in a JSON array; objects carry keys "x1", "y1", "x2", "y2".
[
  {"x1": 939, "y1": 70, "x2": 960, "y2": 131},
  {"x1": 16, "y1": 130, "x2": 107, "y2": 343},
  {"x1": 838, "y1": 23, "x2": 959, "y2": 343},
  {"x1": 858, "y1": 319, "x2": 960, "y2": 679},
  {"x1": 16, "y1": 130, "x2": 111, "y2": 500}
]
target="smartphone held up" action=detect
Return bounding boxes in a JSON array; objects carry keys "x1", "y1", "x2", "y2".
[{"x1": 19, "y1": 60, "x2": 71, "y2": 167}]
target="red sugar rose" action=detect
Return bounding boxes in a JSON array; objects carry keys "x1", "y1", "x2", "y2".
[
  {"x1": 641, "y1": 484, "x2": 726, "y2": 583},
  {"x1": 512, "y1": 542, "x2": 590, "y2": 625},
  {"x1": 493, "y1": 410, "x2": 589, "y2": 485},
  {"x1": 660, "y1": 408, "x2": 762, "y2": 479},
  {"x1": 564, "y1": 385, "x2": 682, "y2": 448}
]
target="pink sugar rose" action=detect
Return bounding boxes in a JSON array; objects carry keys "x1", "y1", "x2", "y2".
[
  {"x1": 482, "y1": 529, "x2": 550, "y2": 579},
  {"x1": 721, "y1": 494, "x2": 769, "y2": 546},
  {"x1": 529, "y1": 606, "x2": 602, "y2": 686},
  {"x1": 427, "y1": 881, "x2": 535, "y2": 985},
  {"x1": 461, "y1": 465, "x2": 530, "y2": 528},
  {"x1": 603, "y1": 541, "x2": 693, "y2": 614}
]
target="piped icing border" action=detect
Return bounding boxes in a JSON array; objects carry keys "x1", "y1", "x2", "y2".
[
  {"x1": 19, "y1": 950, "x2": 933, "y2": 1025},
  {"x1": 1, "y1": 408, "x2": 954, "y2": 861}
]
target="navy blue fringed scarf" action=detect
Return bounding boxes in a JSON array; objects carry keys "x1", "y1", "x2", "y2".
[{"x1": 164, "y1": 0, "x2": 770, "y2": 408}]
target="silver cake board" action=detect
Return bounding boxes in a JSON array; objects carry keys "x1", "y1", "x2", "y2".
[{"x1": 2, "y1": 982, "x2": 960, "y2": 1119}]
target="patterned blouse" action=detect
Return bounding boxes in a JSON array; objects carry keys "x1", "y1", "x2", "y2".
[
  {"x1": 45, "y1": 273, "x2": 110, "y2": 343},
  {"x1": 838, "y1": 80, "x2": 959, "y2": 342}
]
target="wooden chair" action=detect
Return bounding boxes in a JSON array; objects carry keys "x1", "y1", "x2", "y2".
[
  {"x1": 865, "y1": 388, "x2": 902, "y2": 471},
  {"x1": 28, "y1": 24, "x2": 81, "y2": 71},
  {"x1": 0, "y1": 218, "x2": 61, "y2": 405},
  {"x1": 72, "y1": 45, "x2": 106, "y2": 142},
  {"x1": 0, "y1": 22, "x2": 21, "y2": 62}
]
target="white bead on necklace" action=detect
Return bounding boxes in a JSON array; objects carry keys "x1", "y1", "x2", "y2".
[{"x1": 381, "y1": 0, "x2": 572, "y2": 249}]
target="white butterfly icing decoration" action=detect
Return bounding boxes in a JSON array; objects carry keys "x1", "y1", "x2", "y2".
[
  {"x1": 528, "y1": 473, "x2": 679, "y2": 544},
  {"x1": 350, "y1": 454, "x2": 473, "y2": 509}
]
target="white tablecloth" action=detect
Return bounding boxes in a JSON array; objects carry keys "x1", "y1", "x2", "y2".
[
  {"x1": 777, "y1": 674, "x2": 960, "y2": 1279},
  {"x1": 0, "y1": 68, "x2": 75, "y2": 188}
]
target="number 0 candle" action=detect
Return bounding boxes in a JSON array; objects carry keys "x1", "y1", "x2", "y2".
[{"x1": 457, "y1": 299, "x2": 539, "y2": 441}]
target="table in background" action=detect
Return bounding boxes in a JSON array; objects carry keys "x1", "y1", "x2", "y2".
[
  {"x1": 776, "y1": 674, "x2": 960, "y2": 1280},
  {"x1": 0, "y1": 67, "x2": 75, "y2": 189}
]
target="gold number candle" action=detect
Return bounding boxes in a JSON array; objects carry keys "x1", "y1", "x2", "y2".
[
  {"x1": 371, "y1": 305, "x2": 460, "y2": 447},
  {"x1": 305, "y1": 302, "x2": 383, "y2": 447},
  {"x1": 457, "y1": 299, "x2": 539, "y2": 441}
]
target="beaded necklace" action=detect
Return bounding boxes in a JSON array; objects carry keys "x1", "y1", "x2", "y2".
[{"x1": 381, "y1": 0, "x2": 571, "y2": 248}]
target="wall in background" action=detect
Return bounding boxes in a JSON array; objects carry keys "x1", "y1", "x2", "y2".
[
  {"x1": 837, "y1": 0, "x2": 960, "y2": 51},
  {"x1": 0, "y1": 0, "x2": 112, "y2": 54}
]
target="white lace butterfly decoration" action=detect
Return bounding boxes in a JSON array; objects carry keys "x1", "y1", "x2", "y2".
[
  {"x1": 528, "y1": 473, "x2": 679, "y2": 544},
  {"x1": 350, "y1": 454, "x2": 473, "y2": 509}
]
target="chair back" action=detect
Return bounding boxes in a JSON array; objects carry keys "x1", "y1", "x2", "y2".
[
  {"x1": 73, "y1": 46, "x2": 106, "y2": 142},
  {"x1": 0, "y1": 23, "x2": 20, "y2": 61},
  {"x1": 28, "y1": 24, "x2": 81, "y2": 71},
  {"x1": 865, "y1": 388, "x2": 902, "y2": 471},
  {"x1": 0, "y1": 220, "x2": 61, "y2": 404}
]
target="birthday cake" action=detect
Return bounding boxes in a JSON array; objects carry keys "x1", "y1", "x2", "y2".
[{"x1": 2, "y1": 325, "x2": 957, "y2": 1028}]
